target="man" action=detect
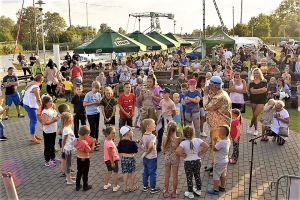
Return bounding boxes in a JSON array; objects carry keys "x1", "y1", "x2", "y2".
[
  {"x1": 17, "y1": 53, "x2": 22, "y2": 65},
  {"x1": 72, "y1": 52, "x2": 80, "y2": 62},
  {"x1": 165, "y1": 55, "x2": 173, "y2": 70},
  {"x1": 224, "y1": 48, "x2": 232, "y2": 60},
  {"x1": 119, "y1": 68, "x2": 130, "y2": 85},
  {"x1": 260, "y1": 45, "x2": 268, "y2": 57},
  {"x1": 278, "y1": 52, "x2": 286, "y2": 65},
  {"x1": 232, "y1": 54, "x2": 242, "y2": 71},
  {"x1": 203, "y1": 76, "x2": 231, "y2": 175},
  {"x1": 65, "y1": 52, "x2": 72, "y2": 66},
  {"x1": 266, "y1": 51, "x2": 276, "y2": 67},
  {"x1": 2, "y1": 67, "x2": 25, "y2": 120},
  {"x1": 29, "y1": 53, "x2": 36, "y2": 67},
  {"x1": 117, "y1": 60, "x2": 130, "y2": 75}
]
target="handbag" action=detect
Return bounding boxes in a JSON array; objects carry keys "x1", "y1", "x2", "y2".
[{"x1": 278, "y1": 127, "x2": 289, "y2": 137}]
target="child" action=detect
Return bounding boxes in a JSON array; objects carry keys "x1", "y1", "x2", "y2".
[
  {"x1": 71, "y1": 83, "x2": 86, "y2": 138},
  {"x1": 267, "y1": 77, "x2": 277, "y2": 100},
  {"x1": 57, "y1": 103, "x2": 70, "y2": 177},
  {"x1": 223, "y1": 66, "x2": 233, "y2": 79},
  {"x1": 205, "y1": 72, "x2": 212, "y2": 86},
  {"x1": 260, "y1": 99, "x2": 276, "y2": 141},
  {"x1": 130, "y1": 73, "x2": 137, "y2": 94},
  {"x1": 172, "y1": 93, "x2": 184, "y2": 138},
  {"x1": 138, "y1": 118, "x2": 161, "y2": 193},
  {"x1": 100, "y1": 87, "x2": 117, "y2": 127},
  {"x1": 162, "y1": 121, "x2": 181, "y2": 198},
  {"x1": 281, "y1": 67, "x2": 292, "y2": 88},
  {"x1": 157, "y1": 87, "x2": 176, "y2": 152},
  {"x1": 63, "y1": 76, "x2": 73, "y2": 102},
  {"x1": 208, "y1": 125, "x2": 231, "y2": 195},
  {"x1": 175, "y1": 126, "x2": 209, "y2": 199},
  {"x1": 176, "y1": 73, "x2": 188, "y2": 93},
  {"x1": 179, "y1": 83, "x2": 188, "y2": 115},
  {"x1": 0, "y1": 97, "x2": 8, "y2": 141},
  {"x1": 117, "y1": 126, "x2": 139, "y2": 192},
  {"x1": 229, "y1": 109, "x2": 242, "y2": 164},
  {"x1": 61, "y1": 112, "x2": 75, "y2": 184},
  {"x1": 170, "y1": 54, "x2": 180, "y2": 80},
  {"x1": 213, "y1": 65, "x2": 224, "y2": 77},
  {"x1": 191, "y1": 72, "x2": 199, "y2": 80},
  {"x1": 83, "y1": 81, "x2": 101, "y2": 151},
  {"x1": 103, "y1": 126, "x2": 120, "y2": 192},
  {"x1": 223, "y1": 74, "x2": 231, "y2": 93},
  {"x1": 134, "y1": 78, "x2": 143, "y2": 128},
  {"x1": 41, "y1": 95, "x2": 60, "y2": 167},
  {"x1": 74, "y1": 125, "x2": 95, "y2": 191}
]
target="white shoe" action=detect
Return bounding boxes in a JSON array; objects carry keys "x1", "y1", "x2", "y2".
[
  {"x1": 200, "y1": 132, "x2": 207, "y2": 137},
  {"x1": 253, "y1": 130, "x2": 258, "y2": 136},
  {"x1": 113, "y1": 185, "x2": 120, "y2": 192},
  {"x1": 247, "y1": 126, "x2": 252, "y2": 134},
  {"x1": 170, "y1": 77, "x2": 173, "y2": 80},
  {"x1": 103, "y1": 183, "x2": 111, "y2": 190}
]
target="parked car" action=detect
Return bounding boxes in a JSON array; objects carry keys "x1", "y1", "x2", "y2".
[{"x1": 186, "y1": 46, "x2": 202, "y2": 60}]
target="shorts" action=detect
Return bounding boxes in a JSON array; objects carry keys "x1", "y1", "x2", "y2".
[
  {"x1": 199, "y1": 107, "x2": 207, "y2": 117},
  {"x1": 135, "y1": 108, "x2": 142, "y2": 120},
  {"x1": 121, "y1": 156, "x2": 136, "y2": 173},
  {"x1": 72, "y1": 76, "x2": 82, "y2": 85},
  {"x1": 261, "y1": 120, "x2": 272, "y2": 127},
  {"x1": 105, "y1": 160, "x2": 119, "y2": 172},
  {"x1": 176, "y1": 122, "x2": 183, "y2": 133},
  {"x1": 104, "y1": 116, "x2": 115, "y2": 125},
  {"x1": 5, "y1": 92, "x2": 21, "y2": 106},
  {"x1": 213, "y1": 162, "x2": 228, "y2": 180},
  {"x1": 58, "y1": 138, "x2": 65, "y2": 159}
]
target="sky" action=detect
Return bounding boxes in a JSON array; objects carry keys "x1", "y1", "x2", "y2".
[{"x1": 0, "y1": 0, "x2": 283, "y2": 34}]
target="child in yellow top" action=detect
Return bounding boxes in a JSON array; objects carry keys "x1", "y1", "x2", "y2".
[{"x1": 63, "y1": 76, "x2": 73, "y2": 102}]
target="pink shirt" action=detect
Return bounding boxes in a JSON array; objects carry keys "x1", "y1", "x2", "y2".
[
  {"x1": 103, "y1": 139, "x2": 120, "y2": 161},
  {"x1": 159, "y1": 98, "x2": 175, "y2": 116}
]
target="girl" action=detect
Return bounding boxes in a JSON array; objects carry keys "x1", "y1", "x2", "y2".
[
  {"x1": 260, "y1": 99, "x2": 276, "y2": 141},
  {"x1": 162, "y1": 121, "x2": 181, "y2": 198},
  {"x1": 61, "y1": 112, "x2": 75, "y2": 184},
  {"x1": 229, "y1": 109, "x2": 242, "y2": 164},
  {"x1": 41, "y1": 95, "x2": 60, "y2": 167},
  {"x1": 191, "y1": 57, "x2": 201, "y2": 72},
  {"x1": 175, "y1": 126, "x2": 209, "y2": 199},
  {"x1": 103, "y1": 126, "x2": 120, "y2": 192},
  {"x1": 196, "y1": 76, "x2": 207, "y2": 137},
  {"x1": 100, "y1": 87, "x2": 117, "y2": 127},
  {"x1": 213, "y1": 65, "x2": 223, "y2": 77},
  {"x1": 267, "y1": 77, "x2": 277, "y2": 100},
  {"x1": 274, "y1": 79, "x2": 291, "y2": 101},
  {"x1": 223, "y1": 65, "x2": 233, "y2": 79},
  {"x1": 281, "y1": 67, "x2": 292, "y2": 88}
]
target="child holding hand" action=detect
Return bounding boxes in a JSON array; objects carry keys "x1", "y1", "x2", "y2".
[{"x1": 260, "y1": 99, "x2": 276, "y2": 141}]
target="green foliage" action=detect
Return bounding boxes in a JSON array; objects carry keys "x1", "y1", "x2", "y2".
[
  {"x1": 97, "y1": 23, "x2": 110, "y2": 34},
  {"x1": 118, "y1": 27, "x2": 126, "y2": 35},
  {"x1": 0, "y1": 43, "x2": 23, "y2": 54},
  {"x1": 0, "y1": 16, "x2": 15, "y2": 42},
  {"x1": 231, "y1": 23, "x2": 250, "y2": 36}
]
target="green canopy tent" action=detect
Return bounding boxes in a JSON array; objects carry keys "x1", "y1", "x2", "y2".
[
  {"x1": 165, "y1": 32, "x2": 192, "y2": 47},
  {"x1": 147, "y1": 31, "x2": 180, "y2": 48},
  {"x1": 73, "y1": 29, "x2": 147, "y2": 54},
  {"x1": 128, "y1": 31, "x2": 168, "y2": 51}
]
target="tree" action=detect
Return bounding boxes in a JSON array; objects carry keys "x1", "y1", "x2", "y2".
[
  {"x1": 248, "y1": 14, "x2": 270, "y2": 38},
  {"x1": 0, "y1": 16, "x2": 15, "y2": 42},
  {"x1": 44, "y1": 12, "x2": 67, "y2": 43},
  {"x1": 97, "y1": 23, "x2": 110, "y2": 34},
  {"x1": 232, "y1": 23, "x2": 250, "y2": 37},
  {"x1": 0, "y1": 28, "x2": 14, "y2": 42},
  {"x1": 191, "y1": 29, "x2": 201, "y2": 37},
  {"x1": 118, "y1": 27, "x2": 126, "y2": 35}
]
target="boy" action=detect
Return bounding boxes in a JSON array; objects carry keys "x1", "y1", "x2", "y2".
[
  {"x1": 170, "y1": 54, "x2": 180, "y2": 80},
  {"x1": 205, "y1": 72, "x2": 212, "y2": 86},
  {"x1": 129, "y1": 73, "x2": 137, "y2": 94},
  {"x1": 0, "y1": 97, "x2": 8, "y2": 141},
  {"x1": 134, "y1": 78, "x2": 143, "y2": 128},
  {"x1": 71, "y1": 83, "x2": 86, "y2": 138},
  {"x1": 208, "y1": 125, "x2": 231, "y2": 195},
  {"x1": 172, "y1": 93, "x2": 184, "y2": 138},
  {"x1": 138, "y1": 119, "x2": 161, "y2": 194},
  {"x1": 118, "y1": 83, "x2": 135, "y2": 140},
  {"x1": 223, "y1": 75, "x2": 231, "y2": 93},
  {"x1": 179, "y1": 83, "x2": 188, "y2": 115},
  {"x1": 156, "y1": 87, "x2": 175, "y2": 152},
  {"x1": 63, "y1": 76, "x2": 73, "y2": 102},
  {"x1": 74, "y1": 125, "x2": 95, "y2": 191}
]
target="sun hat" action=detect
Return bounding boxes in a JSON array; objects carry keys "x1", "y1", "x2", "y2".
[
  {"x1": 209, "y1": 76, "x2": 223, "y2": 85},
  {"x1": 120, "y1": 126, "x2": 130, "y2": 136}
]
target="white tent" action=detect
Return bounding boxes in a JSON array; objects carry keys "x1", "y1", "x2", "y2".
[{"x1": 235, "y1": 37, "x2": 256, "y2": 45}]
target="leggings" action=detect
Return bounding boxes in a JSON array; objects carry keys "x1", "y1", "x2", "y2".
[
  {"x1": 184, "y1": 160, "x2": 201, "y2": 192},
  {"x1": 65, "y1": 152, "x2": 72, "y2": 174},
  {"x1": 87, "y1": 113, "x2": 100, "y2": 141},
  {"x1": 185, "y1": 112, "x2": 201, "y2": 138},
  {"x1": 231, "y1": 138, "x2": 240, "y2": 160},
  {"x1": 43, "y1": 132, "x2": 56, "y2": 161},
  {"x1": 23, "y1": 105, "x2": 37, "y2": 135},
  {"x1": 76, "y1": 158, "x2": 90, "y2": 188},
  {"x1": 46, "y1": 84, "x2": 57, "y2": 97}
]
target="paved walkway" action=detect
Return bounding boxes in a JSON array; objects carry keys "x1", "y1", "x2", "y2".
[{"x1": 0, "y1": 111, "x2": 299, "y2": 200}]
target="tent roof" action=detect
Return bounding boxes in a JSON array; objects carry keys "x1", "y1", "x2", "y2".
[
  {"x1": 203, "y1": 29, "x2": 235, "y2": 44},
  {"x1": 165, "y1": 32, "x2": 192, "y2": 46},
  {"x1": 128, "y1": 31, "x2": 168, "y2": 50},
  {"x1": 147, "y1": 31, "x2": 180, "y2": 48}
]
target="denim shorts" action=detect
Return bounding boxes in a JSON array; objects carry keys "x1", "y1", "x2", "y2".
[
  {"x1": 5, "y1": 92, "x2": 21, "y2": 106},
  {"x1": 121, "y1": 156, "x2": 136, "y2": 173},
  {"x1": 58, "y1": 138, "x2": 66, "y2": 159}
]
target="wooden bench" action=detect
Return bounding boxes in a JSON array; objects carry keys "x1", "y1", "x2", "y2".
[{"x1": 17, "y1": 75, "x2": 32, "y2": 85}]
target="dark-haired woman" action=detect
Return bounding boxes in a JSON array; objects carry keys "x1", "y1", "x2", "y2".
[
  {"x1": 197, "y1": 76, "x2": 207, "y2": 137},
  {"x1": 229, "y1": 69, "x2": 247, "y2": 113},
  {"x1": 44, "y1": 60, "x2": 61, "y2": 100},
  {"x1": 279, "y1": 55, "x2": 294, "y2": 73}
]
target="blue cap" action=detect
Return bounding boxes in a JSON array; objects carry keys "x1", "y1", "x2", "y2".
[
  {"x1": 160, "y1": 87, "x2": 171, "y2": 93},
  {"x1": 209, "y1": 76, "x2": 223, "y2": 85}
]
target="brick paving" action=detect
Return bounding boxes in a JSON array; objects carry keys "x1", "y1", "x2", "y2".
[{"x1": 0, "y1": 110, "x2": 299, "y2": 200}]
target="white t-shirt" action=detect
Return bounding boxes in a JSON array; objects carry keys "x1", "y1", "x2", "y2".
[
  {"x1": 191, "y1": 62, "x2": 200, "y2": 70},
  {"x1": 213, "y1": 71, "x2": 224, "y2": 77},
  {"x1": 42, "y1": 108, "x2": 58, "y2": 133},
  {"x1": 138, "y1": 75, "x2": 148, "y2": 85},
  {"x1": 142, "y1": 59, "x2": 151, "y2": 69},
  {"x1": 271, "y1": 109, "x2": 290, "y2": 140},
  {"x1": 130, "y1": 78, "x2": 137, "y2": 86},
  {"x1": 179, "y1": 138, "x2": 203, "y2": 161},
  {"x1": 224, "y1": 51, "x2": 232, "y2": 60},
  {"x1": 63, "y1": 127, "x2": 75, "y2": 151},
  {"x1": 214, "y1": 139, "x2": 231, "y2": 163}
]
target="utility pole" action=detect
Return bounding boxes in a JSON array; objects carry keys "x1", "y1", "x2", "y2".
[
  {"x1": 232, "y1": 6, "x2": 235, "y2": 36},
  {"x1": 203, "y1": 0, "x2": 206, "y2": 39},
  {"x1": 252, "y1": 26, "x2": 254, "y2": 37},
  {"x1": 68, "y1": 0, "x2": 71, "y2": 27},
  {"x1": 173, "y1": 20, "x2": 176, "y2": 34},
  {"x1": 240, "y1": 0, "x2": 243, "y2": 24},
  {"x1": 33, "y1": 0, "x2": 39, "y2": 55},
  {"x1": 86, "y1": 3, "x2": 88, "y2": 41}
]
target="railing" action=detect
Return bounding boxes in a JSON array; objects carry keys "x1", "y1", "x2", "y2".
[{"x1": 270, "y1": 175, "x2": 300, "y2": 200}]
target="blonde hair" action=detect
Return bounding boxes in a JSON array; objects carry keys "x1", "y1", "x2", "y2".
[
  {"x1": 269, "y1": 77, "x2": 276, "y2": 83},
  {"x1": 61, "y1": 112, "x2": 73, "y2": 130},
  {"x1": 266, "y1": 98, "x2": 276, "y2": 106},
  {"x1": 92, "y1": 81, "x2": 100, "y2": 89},
  {"x1": 173, "y1": 93, "x2": 179, "y2": 98},
  {"x1": 163, "y1": 121, "x2": 177, "y2": 151},
  {"x1": 142, "y1": 118, "x2": 155, "y2": 130},
  {"x1": 79, "y1": 125, "x2": 90, "y2": 136},
  {"x1": 275, "y1": 100, "x2": 285, "y2": 108},
  {"x1": 250, "y1": 68, "x2": 265, "y2": 81},
  {"x1": 104, "y1": 86, "x2": 114, "y2": 96}
]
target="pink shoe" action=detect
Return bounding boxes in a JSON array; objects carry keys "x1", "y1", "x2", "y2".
[
  {"x1": 45, "y1": 161, "x2": 56, "y2": 167},
  {"x1": 51, "y1": 157, "x2": 61, "y2": 163},
  {"x1": 229, "y1": 157, "x2": 237, "y2": 164},
  {"x1": 135, "y1": 125, "x2": 140, "y2": 128}
]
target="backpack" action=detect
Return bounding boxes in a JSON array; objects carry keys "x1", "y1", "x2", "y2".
[{"x1": 291, "y1": 99, "x2": 298, "y2": 109}]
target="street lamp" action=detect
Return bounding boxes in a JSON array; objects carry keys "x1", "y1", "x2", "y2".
[
  {"x1": 173, "y1": 20, "x2": 176, "y2": 34},
  {"x1": 251, "y1": 26, "x2": 254, "y2": 37},
  {"x1": 35, "y1": 0, "x2": 46, "y2": 66}
]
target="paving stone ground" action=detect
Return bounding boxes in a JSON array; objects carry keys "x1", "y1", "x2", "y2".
[{"x1": 0, "y1": 109, "x2": 299, "y2": 200}]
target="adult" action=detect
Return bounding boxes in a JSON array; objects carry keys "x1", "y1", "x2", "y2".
[
  {"x1": 165, "y1": 55, "x2": 173, "y2": 70},
  {"x1": 179, "y1": 54, "x2": 189, "y2": 77},
  {"x1": 142, "y1": 53, "x2": 151, "y2": 74},
  {"x1": 270, "y1": 100, "x2": 290, "y2": 145},
  {"x1": 267, "y1": 63, "x2": 281, "y2": 76},
  {"x1": 153, "y1": 57, "x2": 165, "y2": 71},
  {"x1": 203, "y1": 76, "x2": 231, "y2": 174},
  {"x1": 44, "y1": 59, "x2": 61, "y2": 99},
  {"x1": 72, "y1": 52, "x2": 80, "y2": 62},
  {"x1": 21, "y1": 55, "x2": 31, "y2": 75},
  {"x1": 17, "y1": 53, "x2": 23, "y2": 65},
  {"x1": 201, "y1": 59, "x2": 213, "y2": 73},
  {"x1": 2, "y1": 67, "x2": 25, "y2": 120},
  {"x1": 60, "y1": 61, "x2": 69, "y2": 78},
  {"x1": 238, "y1": 48, "x2": 246, "y2": 63},
  {"x1": 224, "y1": 48, "x2": 232, "y2": 60},
  {"x1": 69, "y1": 60, "x2": 83, "y2": 94},
  {"x1": 29, "y1": 53, "x2": 37, "y2": 67},
  {"x1": 64, "y1": 52, "x2": 72, "y2": 66},
  {"x1": 232, "y1": 55, "x2": 242, "y2": 71},
  {"x1": 260, "y1": 45, "x2": 268, "y2": 57},
  {"x1": 139, "y1": 75, "x2": 162, "y2": 134},
  {"x1": 280, "y1": 55, "x2": 294, "y2": 73},
  {"x1": 229, "y1": 69, "x2": 247, "y2": 113},
  {"x1": 219, "y1": 58, "x2": 226, "y2": 70},
  {"x1": 196, "y1": 76, "x2": 208, "y2": 137},
  {"x1": 248, "y1": 68, "x2": 267, "y2": 136},
  {"x1": 297, "y1": 85, "x2": 300, "y2": 112},
  {"x1": 95, "y1": 71, "x2": 106, "y2": 92},
  {"x1": 31, "y1": 59, "x2": 44, "y2": 76},
  {"x1": 138, "y1": 70, "x2": 147, "y2": 85},
  {"x1": 294, "y1": 55, "x2": 300, "y2": 84},
  {"x1": 117, "y1": 60, "x2": 130, "y2": 76},
  {"x1": 278, "y1": 52, "x2": 285, "y2": 65},
  {"x1": 106, "y1": 71, "x2": 120, "y2": 96},
  {"x1": 23, "y1": 74, "x2": 44, "y2": 144},
  {"x1": 295, "y1": 46, "x2": 300, "y2": 56},
  {"x1": 119, "y1": 68, "x2": 131, "y2": 85},
  {"x1": 274, "y1": 79, "x2": 291, "y2": 101}
]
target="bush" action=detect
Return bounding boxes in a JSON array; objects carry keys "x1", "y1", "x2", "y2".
[{"x1": 0, "y1": 43, "x2": 23, "y2": 54}]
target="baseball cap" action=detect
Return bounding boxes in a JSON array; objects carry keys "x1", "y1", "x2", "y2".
[
  {"x1": 209, "y1": 76, "x2": 223, "y2": 85},
  {"x1": 168, "y1": 55, "x2": 173, "y2": 58},
  {"x1": 120, "y1": 126, "x2": 130, "y2": 136},
  {"x1": 188, "y1": 79, "x2": 197, "y2": 85},
  {"x1": 161, "y1": 87, "x2": 171, "y2": 93}
]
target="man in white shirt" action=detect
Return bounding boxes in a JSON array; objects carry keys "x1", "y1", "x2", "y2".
[
  {"x1": 224, "y1": 48, "x2": 233, "y2": 60},
  {"x1": 117, "y1": 60, "x2": 130, "y2": 75}
]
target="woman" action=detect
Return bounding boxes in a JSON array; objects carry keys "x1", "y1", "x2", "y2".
[
  {"x1": 197, "y1": 76, "x2": 207, "y2": 137},
  {"x1": 219, "y1": 57, "x2": 226, "y2": 70},
  {"x1": 95, "y1": 71, "x2": 107, "y2": 92},
  {"x1": 226, "y1": 58, "x2": 233, "y2": 68},
  {"x1": 248, "y1": 68, "x2": 267, "y2": 136},
  {"x1": 69, "y1": 60, "x2": 83, "y2": 93},
  {"x1": 229, "y1": 69, "x2": 247, "y2": 113},
  {"x1": 280, "y1": 55, "x2": 294, "y2": 74},
  {"x1": 139, "y1": 74, "x2": 162, "y2": 134},
  {"x1": 238, "y1": 48, "x2": 246, "y2": 63},
  {"x1": 270, "y1": 100, "x2": 290, "y2": 145},
  {"x1": 23, "y1": 74, "x2": 44, "y2": 144},
  {"x1": 106, "y1": 71, "x2": 119, "y2": 96},
  {"x1": 44, "y1": 59, "x2": 61, "y2": 100},
  {"x1": 153, "y1": 57, "x2": 165, "y2": 71},
  {"x1": 60, "y1": 61, "x2": 69, "y2": 78},
  {"x1": 274, "y1": 79, "x2": 291, "y2": 101},
  {"x1": 191, "y1": 57, "x2": 201, "y2": 72},
  {"x1": 32, "y1": 59, "x2": 44, "y2": 76}
]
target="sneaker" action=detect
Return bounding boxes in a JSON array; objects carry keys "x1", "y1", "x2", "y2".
[
  {"x1": 103, "y1": 183, "x2": 111, "y2": 190},
  {"x1": 113, "y1": 185, "x2": 120, "y2": 192},
  {"x1": 247, "y1": 126, "x2": 252, "y2": 134},
  {"x1": 218, "y1": 186, "x2": 226, "y2": 192},
  {"x1": 150, "y1": 187, "x2": 161, "y2": 194},
  {"x1": 45, "y1": 161, "x2": 56, "y2": 167},
  {"x1": 253, "y1": 130, "x2": 258, "y2": 136},
  {"x1": 4, "y1": 116, "x2": 9, "y2": 120},
  {"x1": 143, "y1": 186, "x2": 149, "y2": 192},
  {"x1": 30, "y1": 139, "x2": 41, "y2": 144},
  {"x1": 0, "y1": 136, "x2": 7, "y2": 141},
  {"x1": 67, "y1": 181, "x2": 76, "y2": 185},
  {"x1": 18, "y1": 114, "x2": 25, "y2": 118},
  {"x1": 51, "y1": 157, "x2": 61, "y2": 163},
  {"x1": 170, "y1": 77, "x2": 173, "y2": 80},
  {"x1": 184, "y1": 191, "x2": 194, "y2": 199},
  {"x1": 200, "y1": 132, "x2": 207, "y2": 137},
  {"x1": 193, "y1": 188, "x2": 201, "y2": 196},
  {"x1": 60, "y1": 172, "x2": 66, "y2": 177},
  {"x1": 207, "y1": 188, "x2": 219, "y2": 195},
  {"x1": 75, "y1": 184, "x2": 82, "y2": 191},
  {"x1": 83, "y1": 185, "x2": 92, "y2": 191}
]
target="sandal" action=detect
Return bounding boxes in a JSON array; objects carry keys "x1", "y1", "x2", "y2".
[
  {"x1": 272, "y1": 136, "x2": 276, "y2": 142},
  {"x1": 129, "y1": 186, "x2": 139, "y2": 192},
  {"x1": 163, "y1": 190, "x2": 169, "y2": 198},
  {"x1": 171, "y1": 190, "x2": 178, "y2": 198},
  {"x1": 123, "y1": 189, "x2": 129, "y2": 193}
]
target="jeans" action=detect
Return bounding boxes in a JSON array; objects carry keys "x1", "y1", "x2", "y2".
[
  {"x1": 76, "y1": 158, "x2": 90, "y2": 188},
  {"x1": 43, "y1": 132, "x2": 56, "y2": 161},
  {"x1": 142, "y1": 157, "x2": 157, "y2": 188},
  {"x1": 185, "y1": 112, "x2": 201, "y2": 138},
  {"x1": 74, "y1": 114, "x2": 87, "y2": 138},
  {"x1": 87, "y1": 113, "x2": 100, "y2": 141},
  {"x1": 0, "y1": 121, "x2": 4, "y2": 137},
  {"x1": 23, "y1": 105, "x2": 37, "y2": 134},
  {"x1": 294, "y1": 72, "x2": 300, "y2": 82},
  {"x1": 46, "y1": 84, "x2": 57, "y2": 97},
  {"x1": 65, "y1": 90, "x2": 72, "y2": 101},
  {"x1": 119, "y1": 118, "x2": 133, "y2": 130},
  {"x1": 184, "y1": 160, "x2": 201, "y2": 192}
]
